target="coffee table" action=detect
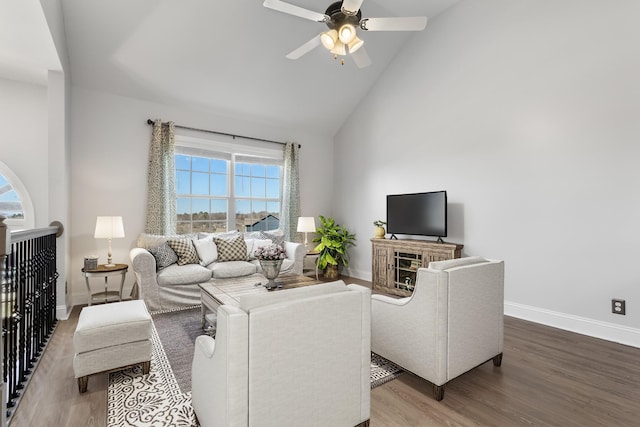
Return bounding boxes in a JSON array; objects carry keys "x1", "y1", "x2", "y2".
[{"x1": 198, "y1": 273, "x2": 323, "y2": 328}]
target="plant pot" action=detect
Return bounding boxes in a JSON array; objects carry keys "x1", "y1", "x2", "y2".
[
  {"x1": 259, "y1": 259, "x2": 283, "y2": 289},
  {"x1": 374, "y1": 226, "x2": 386, "y2": 239},
  {"x1": 324, "y1": 264, "x2": 339, "y2": 280}
]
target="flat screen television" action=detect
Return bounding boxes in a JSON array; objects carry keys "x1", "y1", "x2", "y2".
[{"x1": 386, "y1": 191, "x2": 447, "y2": 240}]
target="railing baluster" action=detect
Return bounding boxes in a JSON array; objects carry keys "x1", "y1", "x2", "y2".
[{"x1": 0, "y1": 217, "x2": 60, "y2": 423}]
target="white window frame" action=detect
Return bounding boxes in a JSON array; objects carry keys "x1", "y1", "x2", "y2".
[{"x1": 175, "y1": 133, "x2": 284, "y2": 234}]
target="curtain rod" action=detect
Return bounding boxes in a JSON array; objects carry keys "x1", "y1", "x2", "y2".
[{"x1": 146, "y1": 119, "x2": 300, "y2": 148}]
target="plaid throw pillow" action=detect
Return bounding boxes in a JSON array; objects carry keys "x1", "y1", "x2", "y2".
[
  {"x1": 167, "y1": 238, "x2": 200, "y2": 266},
  {"x1": 148, "y1": 241, "x2": 178, "y2": 270},
  {"x1": 214, "y1": 235, "x2": 247, "y2": 262}
]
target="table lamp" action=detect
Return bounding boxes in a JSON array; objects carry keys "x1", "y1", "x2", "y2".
[
  {"x1": 297, "y1": 217, "x2": 316, "y2": 252},
  {"x1": 94, "y1": 216, "x2": 125, "y2": 267}
]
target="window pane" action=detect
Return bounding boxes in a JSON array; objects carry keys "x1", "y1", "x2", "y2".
[
  {"x1": 210, "y1": 174, "x2": 227, "y2": 196},
  {"x1": 236, "y1": 163, "x2": 251, "y2": 176},
  {"x1": 251, "y1": 177, "x2": 266, "y2": 197},
  {"x1": 267, "y1": 201, "x2": 280, "y2": 216},
  {"x1": 266, "y1": 165, "x2": 280, "y2": 179},
  {"x1": 211, "y1": 199, "x2": 227, "y2": 217},
  {"x1": 251, "y1": 164, "x2": 265, "y2": 177},
  {"x1": 176, "y1": 171, "x2": 191, "y2": 194},
  {"x1": 177, "y1": 198, "x2": 191, "y2": 219},
  {"x1": 235, "y1": 176, "x2": 250, "y2": 197},
  {"x1": 177, "y1": 222, "x2": 191, "y2": 234},
  {"x1": 176, "y1": 155, "x2": 190, "y2": 170},
  {"x1": 252, "y1": 200, "x2": 267, "y2": 218},
  {"x1": 192, "y1": 172, "x2": 209, "y2": 195},
  {"x1": 192, "y1": 157, "x2": 209, "y2": 172},
  {"x1": 192, "y1": 199, "x2": 209, "y2": 220},
  {"x1": 210, "y1": 159, "x2": 227, "y2": 174},
  {"x1": 266, "y1": 178, "x2": 280, "y2": 198}
]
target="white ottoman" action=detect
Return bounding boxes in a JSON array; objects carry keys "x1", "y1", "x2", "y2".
[{"x1": 73, "y1": 300, "x2": 152, "y2": 393}]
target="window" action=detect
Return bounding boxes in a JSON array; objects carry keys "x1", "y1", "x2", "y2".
[
  {"x1": 0, "y1": 161, "x2": 34, "y2": 230},
  {"x1": 174, "y1": 138, "x2": 283, "y2": 234}
]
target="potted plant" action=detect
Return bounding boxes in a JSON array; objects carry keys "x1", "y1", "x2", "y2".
[
  {"x1": 312, "y1": 215, "x2": 356, "y2": 280},
  {"x1": 373, "y1": 220, "x2": 386, "y2": 239}
]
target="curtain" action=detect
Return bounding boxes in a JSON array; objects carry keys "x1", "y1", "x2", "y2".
[
  {"x1": 281, "y1": 142, "x2": 300, "y2": 242},
  {"x1": 145, "y1": 119, "x2": 177, "y2": 235}
]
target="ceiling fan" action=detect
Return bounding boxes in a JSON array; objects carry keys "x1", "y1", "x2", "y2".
[{"x1": 263, "y1": 0, "x2": 428, "y2": 68}]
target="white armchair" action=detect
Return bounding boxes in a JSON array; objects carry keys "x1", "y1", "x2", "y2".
[
  {"x1": 192, "y1": 280, "x2": 371, "y2": 427},
  {"x1": 371, "y1": 256, "x2": 504, "y2": 401}
]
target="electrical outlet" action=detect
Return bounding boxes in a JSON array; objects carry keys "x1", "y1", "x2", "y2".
[{"x1": 611, "y1": 299, "x2": 626, "y2": 315}]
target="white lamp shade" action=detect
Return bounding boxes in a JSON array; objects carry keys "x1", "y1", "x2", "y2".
[
  {"x1": 338, "y1": 24, "x2": 356, "y2": 44},
  {"x1": 348, "y1": 36, "x2": 364, "y2": 53},
  {"x1": 94, "y1": 216, "x2": 125, "y2": 239},
  {"x1": 297, "y1": 217, "x2": 316, "y2": 233},
  {"x1": 320, "y1": 29, "x2": 338, "y2": 50}
]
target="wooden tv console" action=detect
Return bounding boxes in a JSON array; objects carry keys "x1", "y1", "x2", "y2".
[{"x1": 371, "y1": 238, "x2": 463, "y2": 297}]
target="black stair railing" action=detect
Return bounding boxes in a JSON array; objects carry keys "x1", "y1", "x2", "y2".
[{"x1": 0, "y1": 216, "x2": 60, "y2": 423}]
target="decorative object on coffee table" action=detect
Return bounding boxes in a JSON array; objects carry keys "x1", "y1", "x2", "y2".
[
  {"x1": 373, "y1": 220, "x2": 386, "y2": 239},
  {"x1": 255, "y1": 243, "x2": 286, "y2": 289}
]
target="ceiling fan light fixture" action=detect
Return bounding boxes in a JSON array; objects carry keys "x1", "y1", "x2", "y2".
[
  {"x1": 320, "y1": 29, "x2": 338, "y2": 49},
  {"x1": 330, "y1": 40, "x2": 346, "y2": 56},
  {"x1": 348, "y1": 36, "x2": 364, "y2": 53},
  {"x1": 338, "y1": 24, "x2": 356, "y2": 44}
]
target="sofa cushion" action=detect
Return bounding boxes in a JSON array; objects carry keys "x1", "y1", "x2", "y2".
[
  {"x1": 214, "y1": 235, "x2": 247, "y2": 262},
  {"x1": 168, "y1": 238, "x2": 200, "y2": 266},
  {"x1": 157, "y1": 263, "x2": 212, "y2": 286},
  {"x1": 193, "y1": 237, "x2": 218, "y2": 266},
  {"x1": 249, "y1": 239, "x2": 273, "y2": 260},
  {"x1": 148, "y1": 241, "x2": 178, "y2": 270},
  {"x1": 209, "y1": 260, "x2": 257, "y2": 278}
]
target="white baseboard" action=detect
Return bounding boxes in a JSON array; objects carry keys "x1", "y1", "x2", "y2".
[
  {"x1": 505, "y1": 301, "x2": 640, "y2": 349},
  {"x1": 56, "y1": 304, "x2": 70, "y2": 320}
]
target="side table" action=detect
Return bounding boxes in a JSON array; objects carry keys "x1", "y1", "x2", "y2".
[
  {"x1": 303, "y1": 251, "x2": 320, "y2": 279},
  {"x1": 82, "y1": 263, "x2": 128, "y2": 306}
]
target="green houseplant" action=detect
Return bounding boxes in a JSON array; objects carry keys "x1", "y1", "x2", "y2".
[{"x1": 312, "y1": 215, "x2": 356, "y2": 280}]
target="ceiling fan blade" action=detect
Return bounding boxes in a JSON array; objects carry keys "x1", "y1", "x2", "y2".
[
  {"x1": 351, "y1": 46, "x2": 372, "y2": 68},
  {"x1": 341, "y1": 0, "x2": 365, "y2": 14},
  {"x1": 360, "y1": 16, "x2": 428, "y2": 32},
  {"x1": 285, "y1": 35, "x2": 322, "y2": 60},
  {"x1": 263, "y1": 0, "x2": 328, "y2": 22}
]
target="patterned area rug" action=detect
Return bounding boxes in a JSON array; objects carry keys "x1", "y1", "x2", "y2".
[{"x1": 108, "y1": 307, "x2": 403, "y2": 426}]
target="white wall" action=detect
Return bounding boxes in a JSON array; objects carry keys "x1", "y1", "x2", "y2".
[
  {"x1": 0, "y1": 78, "x2": 49, "y2": 227},
  {"x1": 334, "y1": 0, "x2": 640, "y2": 346},
  {"x1": 69, "y1": 87, "x2": 334, "y2": 306}
]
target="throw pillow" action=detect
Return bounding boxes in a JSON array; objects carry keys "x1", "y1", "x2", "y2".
[
  {"x1": 260, "y1": 230, "x2": 284, "y2": 245},
  {"x1": 193, "y1": 237, "x2": 218, "y2": 266},
  {"x1": 250, "y1": 238, "x2": 273, "y2": 259},
  {"x1": 213, "y1": 235, "x2": 248, "y2": 262},
  {"x1": 148, "y1": 241, "x2": 178, "y2": 270},
  {"x1": 167, "y1": 238, "x2": 200, "y2": 266}
]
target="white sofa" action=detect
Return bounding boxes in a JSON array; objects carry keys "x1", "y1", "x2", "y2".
[
  {"x1": 371, "y1": 256, "x2": 504, "y2": 400},
  {"x1": 191, "y1": 280, "x2": 371, "y2": 427},
  {"x1": 129, "y1": 231, "x2": 305, "y2": 312}
]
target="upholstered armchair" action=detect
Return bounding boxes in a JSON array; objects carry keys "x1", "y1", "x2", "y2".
[
  {"x1": 192, "y1": 280, "x2": 371, "y2": 427},
  {"x1": 371, "y1": 256, "x2": 504, "y2": 401}
]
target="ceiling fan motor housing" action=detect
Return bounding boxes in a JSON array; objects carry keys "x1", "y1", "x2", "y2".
[{"x1": 324, "y1": 1, "x2": 362, "y2": 29}]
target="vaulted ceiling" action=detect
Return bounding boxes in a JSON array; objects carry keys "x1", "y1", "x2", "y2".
[{"x1": 1, "y1": 0, "x2": 459, "y2": 136}]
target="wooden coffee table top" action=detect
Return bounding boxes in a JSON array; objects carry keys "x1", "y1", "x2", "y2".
[{"x1": 199, "y1": 273, "x2": 323, "y2": 307}]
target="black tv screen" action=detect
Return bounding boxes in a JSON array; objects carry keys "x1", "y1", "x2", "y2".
[{"x1": 386, "y1": 191, "x2": 447, "y2": 238}]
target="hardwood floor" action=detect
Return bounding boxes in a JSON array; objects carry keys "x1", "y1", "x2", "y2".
[{"x1": 9, "y1": 277, "x2": 640, "y2": 427}]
